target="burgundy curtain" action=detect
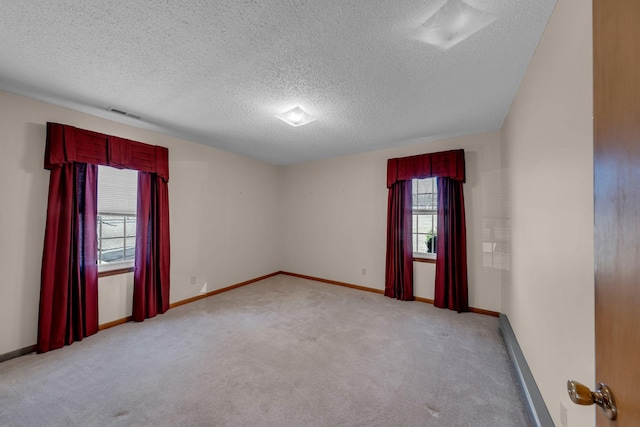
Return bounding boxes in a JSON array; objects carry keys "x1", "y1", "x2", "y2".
[
  {"x1": 38, "y1": 163, "x2": 99, "y2": 353},
  {"x1": 39, "y1": 122, "x2": 171, "y2": 352},
  {"x1": 385, "y1": 149, "x2": 468, "y2": 311},
  {"x1": 384, "y1": 180, "x2": 413, "y2": 300},
  {"x1": 434, "y1": 178, "x2": 469, "y2": 312},
  {"x1": 133, "y1": 172, "x2": 171, "y2": 321}
]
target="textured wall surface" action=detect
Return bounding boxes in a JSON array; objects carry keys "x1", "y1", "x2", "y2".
[{"x1": 501, "y1": 0, "x2": 595, "y2": 425}]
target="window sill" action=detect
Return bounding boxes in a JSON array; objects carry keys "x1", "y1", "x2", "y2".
[
  {"x1": 98, "y1": 263, "x2": 134, "y2": 278},
  {"x1": 413, "y1": 255, "x2": 436, "y2": 264}
]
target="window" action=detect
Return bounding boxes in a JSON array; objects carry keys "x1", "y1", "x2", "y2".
[
  {"x1": 412, "y1": 177, "x2": 437, "y2": 257},
  {"x1": 97, "y1": 165, "x2": 138, "y2": 269}
]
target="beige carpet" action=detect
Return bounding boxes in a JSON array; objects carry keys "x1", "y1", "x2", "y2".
[{"x1": 0, "y1": 275, "x2": 531, "y2": 426}]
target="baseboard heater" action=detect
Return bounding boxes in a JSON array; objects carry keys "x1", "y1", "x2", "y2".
[
  {"x1": 0, "y1": 345, "x2": 36, "y2": 364},
  {"x1": 499, "y1": 314, "x2": 554, "y2": 427}
]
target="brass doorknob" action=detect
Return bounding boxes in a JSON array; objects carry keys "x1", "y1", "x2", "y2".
[{"x1": 567, "y1": 380, "x2": 617, "y2": 420}]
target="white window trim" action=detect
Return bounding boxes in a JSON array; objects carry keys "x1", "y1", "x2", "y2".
[
  {"x1": 413, "y1": 252, "x2": 436, "y2": 260},
  {"x1": 412, "y1": 177, "x2": 438, "y2": 258},
  {"x1": 97, "y1": 212, "x2": 136, "y2": 270},
  {"x1": 98, "y1": 260, "x2": 134, "y2": 274}
]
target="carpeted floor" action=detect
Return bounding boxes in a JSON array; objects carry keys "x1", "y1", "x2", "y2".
[{"x1": 0, "y1": 275, "x2": 531, "y2": 426}]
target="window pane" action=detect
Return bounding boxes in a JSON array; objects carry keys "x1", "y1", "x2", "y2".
[
  {"x1": 126, "y1": 217, "x2": 137, "y2": 237},
  {"x1": 99, "y1": 238, "x2": 125, "y2": 264},
  {"x1": 416, "y1": 215, "x2": 433, "y2": 233},
  {"x1": 101, "y1": 216, "x2": 125, "y2": 238},
  {"x1": 412, "y1": 177, "x2": 438, "y2": 255},
  {"x1": 416, "y1": 235, "x2": 428, "y2": 253},
  {"x1": 416, "y1": 215, "x2": 437, "y2": 234},
  {"x1": 100, "y1": 250, "x2": 126, "y2": 264},
  {"x1": 101, "y1": 238, "x2": 124, "y2": 251},
  {"x1": 428, "y1": 193, "x2": 437, "y2": 210},
  {"x1": 98, "y1": 165, "x2": 138, "y2": 215},
  {"x1": 123, "y1": 244, "x2": 135, "y2": 262},
  {"x1": 412, "y1": 178, "x2": 437, "y2": 210},
  {"x1": 98, "y1": 166, "x2": 137, "y2": 266},
  {"x1": 426, "y1": 232, "x2": 437, "y2": 253}
]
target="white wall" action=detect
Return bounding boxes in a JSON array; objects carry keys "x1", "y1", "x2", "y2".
[
  {"x1": 98, "y1": 273, "x2": 134, "y2": 325},
  {"x1": 0, "y1": 90, "x2": 281, "y2": 355},
  {"x1": 501, "y1": 0, "x2": 594, "y2": 426},
  {"x1": 280, "y1": 131, "x2": 504, "y2": 312}
]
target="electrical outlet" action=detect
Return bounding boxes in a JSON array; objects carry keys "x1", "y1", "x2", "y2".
[
  {"x1": 361, "y1": 268, "x2": 366, "y2": 275},
  {"x1": 560, "y1": 401, "x2": 567, "y2": 427},
  {"x1": 190, "y1": 275, "x2": 196, "y2": 285}
]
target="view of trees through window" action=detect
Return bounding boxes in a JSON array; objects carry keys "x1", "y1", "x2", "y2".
[{"x1": 412, "y1": 177, "x2": 437, "y2": 255}]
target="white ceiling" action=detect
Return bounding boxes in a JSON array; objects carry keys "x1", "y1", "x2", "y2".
[{"x1": 0, "y1": 0, "x2": 556, "y2": 165}]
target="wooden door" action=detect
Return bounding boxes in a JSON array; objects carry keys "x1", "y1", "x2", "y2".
[{"x1": 593, "y1": 0, "x2": 640, "y2": 425}]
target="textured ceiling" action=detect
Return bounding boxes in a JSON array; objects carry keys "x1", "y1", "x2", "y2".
[{"x1": 0, "y1": 0, "x2": 556, "y2": 165}]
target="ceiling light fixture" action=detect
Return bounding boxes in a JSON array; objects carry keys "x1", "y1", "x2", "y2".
[
  {"x1": 275, "y1": 106, "x2": 316, "y2": 127},
  {"x1": 412, "y1": 0, "x2": 497, "y2": 50}
]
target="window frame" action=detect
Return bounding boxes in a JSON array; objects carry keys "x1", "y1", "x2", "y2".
[
  {"x1": 412, "y1": 177, "x2": 438, "y2": 261},
  {"x1": 96, "y1": 165, "x2": 138, "y2": 276},
  {"x1": 96, "y1": 212, "x2": 136, "y2": 274}
]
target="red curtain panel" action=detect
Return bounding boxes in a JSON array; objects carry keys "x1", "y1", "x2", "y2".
[
  {"x1": 384, "y1": 180, "x2": 414, "y2": 300},
  {"x1": 385, "y1": 149, "x2": 468, "y2": 311},
  {"x1": 39, "y1": 123, "x2": 170, "y2": 353},
  {"x1": 434, "y1": 178, "x2": 468, "y2": 313},
  {"x1": 38, "y1": 163, "x2": 99, "y2": 353},
  {"x1": 133, "y1": 172, "x2": 171, "y2": 321}
]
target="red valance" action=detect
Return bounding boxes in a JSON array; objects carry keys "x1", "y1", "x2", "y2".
[
  {"x1": 387, "y1": 149, "x2": 464, "y2": 188},
  {"x1": 44, "y1": 122, "x2": 169, "y2": 181}
]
